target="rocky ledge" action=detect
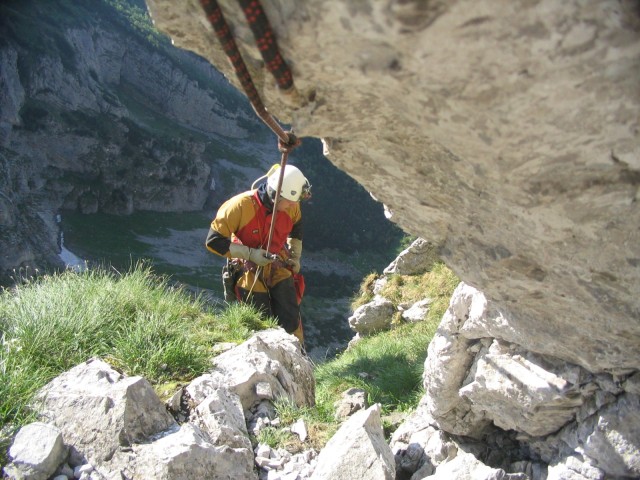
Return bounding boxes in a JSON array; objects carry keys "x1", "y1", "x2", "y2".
[{"x1": 5, "y1": 242, "x2": 639, "y2": 479}]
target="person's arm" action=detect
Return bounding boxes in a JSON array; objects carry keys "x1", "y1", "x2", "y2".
[
  {"x1": 287, "y1": 238, "x2": 303, "y2": 273},
  {"x1": 205, "y1": 196, "x2": 244, "y2": 257},
  {"x1": 205, "y1": 229, "x2": 231, "y2": 256},
  {"x1": 205, "y1": 195, "x2": 274, "y2": 266}
]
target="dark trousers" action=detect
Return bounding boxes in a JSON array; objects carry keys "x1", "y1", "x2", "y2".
[{"x1": 237, "y1": 276, "x2": 300, "y2": 333}]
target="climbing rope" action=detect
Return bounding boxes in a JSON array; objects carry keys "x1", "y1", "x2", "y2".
[
  {"x1": 199, "y1": 0, "x2": 297, "y2": 147},
  {"x1": 237, "y1": 0, "x2": 294, "y2": 91},
  {"x1": 199, "y1": 0, "x2": 302, "y2": 282}
]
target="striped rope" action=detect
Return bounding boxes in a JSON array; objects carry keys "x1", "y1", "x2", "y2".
[
  {"x1": 238, "y1": 0, "x2": 294, "y2": 91},
  {"x1": 199, "y1": 0, "x2": 297, "y2": 146}
]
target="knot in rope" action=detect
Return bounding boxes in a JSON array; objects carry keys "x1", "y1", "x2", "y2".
[{"x1": 278, "y1": 131, "x2": 301, "y2": 154}]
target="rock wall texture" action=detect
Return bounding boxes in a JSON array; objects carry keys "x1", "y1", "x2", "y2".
[
  {"x1": 351, "y1": 241, "x2": 639, "y2": 478},
  {"x1": 0, "y1": 1, "x2": 261, "y2": 283},
  {"x1": 145, "y1": 0, "x2": 640, "y2": 374}
]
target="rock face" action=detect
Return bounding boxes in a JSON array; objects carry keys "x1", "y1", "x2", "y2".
[
  {"x1": 145, "y1": 0, "x2": 640, "y2": 376},
  {"x1": 35, "y1": 358, "x2": 178, "y2": 465},
  {"x1": 186, "y1": 328, "x2": 316, "y2": 411},
  {"x1": 3, "y1": 423, "x2": 67, "y2": 480},
  {"x1": 310, "y1": 404, "x2": 395, "y2": 480},
  {"x1": 383, "y1": 238, "x2": 439, "y2": 276},
  {"x1": 5, "y1": 330, "x2": 315, "y2": 480},
  {"x1": 391, "y1": 281, "x2": 640, "y2": 479},
  {"x1": 345, "y1": 242, "x2": 640, "y2": 478},
  {"x1": 0, "y1": 1, "x2": 261, "y2": 284},
  {"x1": 348, "y1": 296, "x2": 396, "y2": 335}
]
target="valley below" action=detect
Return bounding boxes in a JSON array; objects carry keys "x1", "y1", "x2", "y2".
[{"x1": 59, "y1": 209, "x2": 381, "y2": 361}]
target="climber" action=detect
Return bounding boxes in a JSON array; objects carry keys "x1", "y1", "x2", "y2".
[{"x1": 205, "y1": 164, "x2": 311, "y2": 344}]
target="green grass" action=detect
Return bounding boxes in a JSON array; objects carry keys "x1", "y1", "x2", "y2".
[
  {"x1": 0, "y1": 259, "x2": 458, "y2": 461},
  {"x1": 339, "y1": 263, "x2": 458, "y2": 413},
  {"x1": 255, "y1": 262, "x2": 459, "y2": 448},
  {"x1": 0, "y1": 263, "x2": 275, "y2": 460},
  {"x1": 351, "y1": 262, "x2": 459, "y2": 319},
  {"x1": 255, "y1": 396, "x2": 339, "y2": 452},
  {"x1": 315, "y1": 320, "x2": 438, "y2": 416},
  {"x1": 257, "y1": 317, "x2": 449, "y2": 451}
]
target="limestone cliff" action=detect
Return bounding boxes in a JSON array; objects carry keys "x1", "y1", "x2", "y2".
[
  {"x1": 145, "y1": 0, "x2": 640, "y2": 375},
  {"x1": 143, "y1": 1, "x2": 640, "y2": 477},
  {"x1": 0, "y1": 0, "x2": 261, "y2": 284}
]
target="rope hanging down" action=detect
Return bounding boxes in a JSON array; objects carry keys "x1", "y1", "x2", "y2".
[
  {"x1": 199, "y1": 0, "x2": 297, "y2": 149},
  {"x1": 199, "y1": 0, "x2": 301, "y2": 254}
]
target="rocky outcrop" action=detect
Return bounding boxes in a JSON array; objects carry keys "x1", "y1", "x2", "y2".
[
  {"x1": 392, "y1": 284, "x2": 640, "y2": 478},
  {"x1": 185, "y1": 328, "x2": 316, "y2": 412},
  {"x1": 348, "y1": 238, "x2": 436, "y2": 339},
  {"x1": 310, "y1": 404, "x2": 395, "y2": 480},
  {"x1": 3, "y1": 423, "x2": 67, "y2": 480},
  {"x1": 383, "y1": 238, "x2": 439, "y2": 276},
  {"x1": 4, "y1": 329, "x2": 315, "y2": 480},
  {"x1": 344, "y1": 241, "x2": 640, "y2": 478},
  {"x1": 35, "y1": 358, "x2": 176, "y2": 465},
  {"x1": 5, "y1": 0, "x2": 640, "y2": 476},
  {"x1": 389, "y1": 282, "x2": 640, "y2": 479},
  {"x1": 348, "y1": 296, "x2": 396, "y2": 336}
]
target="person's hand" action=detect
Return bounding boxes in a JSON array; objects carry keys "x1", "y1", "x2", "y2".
[
  {"x1": 287, "y1": 257, "x2": 301, "y2": 274},
  {"x1": 248, "y1": 248, "x2": 275, "y2": 267},
  {"x1": 228, "y1": 244, "x2": 275, "y2": 267},
  {"x1": 287, "y1": 238, "x2": 302, "y2": 273}
]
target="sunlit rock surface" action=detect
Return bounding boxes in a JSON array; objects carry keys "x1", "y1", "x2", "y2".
[{"x1": 145, "y1": 0, "x2": 640, "y2": 373}]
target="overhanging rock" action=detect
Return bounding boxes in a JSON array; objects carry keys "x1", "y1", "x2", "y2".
[{"x1": 145, "y1": 0, "x2": 640, "y2": 373}]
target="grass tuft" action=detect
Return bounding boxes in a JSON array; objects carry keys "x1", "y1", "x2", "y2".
[
  {"x1": 350, "y1": 272, "x2": 379, "y2": 311},
  {"x1": 255, "y1": 397, "x2": 338, "y2": 452},
  {"x1": 244, "y1": 262, "x2": 459, "y2": 451},
  {"x1": 315, "y1": 320, "x2": 436, "y2": 416},
  {"x1": 0, "y1": 263, "x2": 271, "y2": 438},
  {"x1": 314, "y1": 262, "x2": 459, "y2": 440},
  {"x1": 0, "y1": 259, "x2": 459, "y2": 459}
]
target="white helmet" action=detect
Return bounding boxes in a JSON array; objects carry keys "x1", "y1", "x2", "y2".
[{"x1": 267, "y1": 165, "x2": 311, "y2": 202}]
